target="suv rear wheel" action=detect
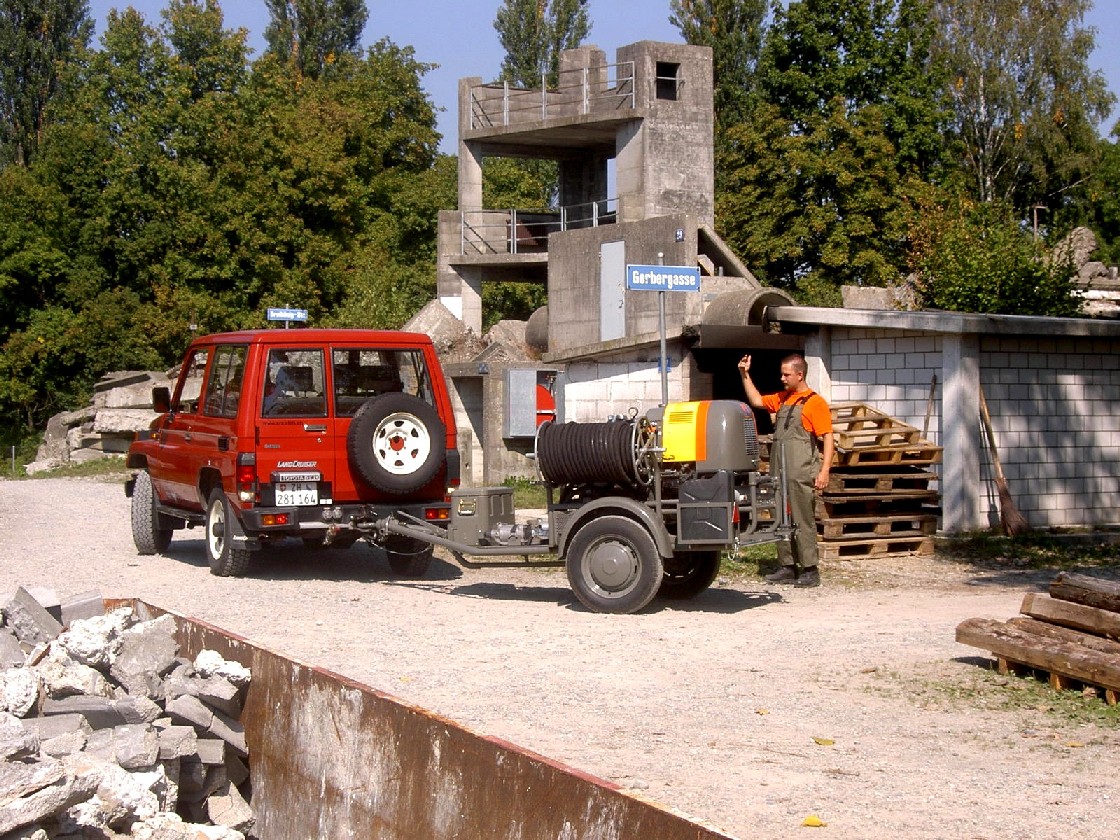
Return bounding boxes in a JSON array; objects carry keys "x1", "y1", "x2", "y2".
[
  {"x1": 347, "y1": 393, "x2": 445, "y2": 494},
  {"x1": 205, "y1": 488, "x2": 251, "y2": 577}
]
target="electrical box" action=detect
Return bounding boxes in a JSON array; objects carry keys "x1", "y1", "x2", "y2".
[
  {"x1": 448, "y1": 487, "x2": 515, "y2": 546},
  {"x1": 504, "y1": 369, "x2": 558, "y2": 438}
]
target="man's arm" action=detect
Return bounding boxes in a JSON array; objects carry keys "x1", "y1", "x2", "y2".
[
  {"x1": 815, "y1": 431, "x2": 834, "y2": 492},
  {"x1": 737, "y1": 355, "x2": 765, "y2": 409}
]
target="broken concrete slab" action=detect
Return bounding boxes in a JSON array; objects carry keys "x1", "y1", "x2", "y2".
[
  {"x1": 41, "y1": 696, "x2": 125, "y2": 730},
  {"x1": 3, "y1": 588, "x2": 63, "y2": 648},
  {"x1": 164, "y1": 695, "x2": 246, "y2": 758},
  {"x1": 59, "y1": 591, "x2": 105, "y2": 629},
  {"x1": 109, "y1": 614, "x2": 179, "y2": 698},
  {"x1": 57, "y1": 608, "x2": 134, "y2": 669},
  {"x1": 0, "y1": 712, "x2": 38, "y2": 760},
  {"x1": 1, "y1": 667, "x2": 41, "y2": 718},
  {"x1": 0, "y1": 629, "x2": 24, "y2": 669},
  {"x1": 37, "y1": 647, "x2": 113, "y2": 700},
  {"x1": 206, "y1": 781, "x2": 254, "y2": 833},
  {"x1": 0, "y1": 756, "x2": 99, "y2": 836},
  {"x1": 165, "y1": 671, "x2": 242, "y2": 718}
]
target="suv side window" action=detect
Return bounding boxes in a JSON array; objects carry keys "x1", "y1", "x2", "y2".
[
  {"x1": 332, "y1": 348, "x2": 431, "y2": 417},
  {"x1": 262, "y1": 348, "x2": 326, "y2": 417},
  {"x1": 204, "y1": 345, "x2": 247, "y2": 418},
  {"x1": 175, "y1": 348, "x2": 209, "y2": 414}
]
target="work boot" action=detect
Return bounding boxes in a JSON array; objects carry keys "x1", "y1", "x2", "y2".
[
  {"x1": 794, "y1": 567, "x2": 821, "y2": 588},
  {"x1": 765, "y1": 566, "x2": 798, "y2": 583}
]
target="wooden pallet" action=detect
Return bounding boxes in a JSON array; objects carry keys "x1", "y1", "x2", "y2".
[
  {"x1": 818, "y1": 535, "x2": 935, "y2": 560},
  {"x1": 834, "y1": 443, "x2": 943, "y2": 467},
  {"x1": 818, "y1": 513, "x2": 938, "y2": 540},
  {"x1": 824, "y1": 469, "x2": 937, "y2": 494},
  {"x1": 955, "y1": 573, "x2": 1120, "y2": 705},
  {"x1": 830, "y1": 403, "x2": 924, "y2": 449},
  {"x1": 816, "y1": 491, "x2": 940, "y2": 518}
]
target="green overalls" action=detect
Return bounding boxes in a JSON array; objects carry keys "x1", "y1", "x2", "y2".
[{"x1": 772, "y1": 392, "x2": 820, "y2": 571}]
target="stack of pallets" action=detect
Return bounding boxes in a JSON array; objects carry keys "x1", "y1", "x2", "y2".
[
  {"x1": 816, "y1": 403, "x2": 943, "y2": 560},
  {"x1": 760, "y1": 402, "x2": 943, "y2": 560},
  {"x1": 956, "y1": 572, "x2": 1120, "y2": 704}
]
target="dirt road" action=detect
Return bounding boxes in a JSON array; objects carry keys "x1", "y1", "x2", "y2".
[{"x1": 2, "y1": 477, "x2": 1117, "y2": 838}]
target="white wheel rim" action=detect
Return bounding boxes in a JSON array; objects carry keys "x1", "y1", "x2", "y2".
[
  {"x1": 207, "y1": 498, "x2": 226, "y2": 559},
  {"x1": 372, "y1": 411, "x2": 432, "y2": 476}
]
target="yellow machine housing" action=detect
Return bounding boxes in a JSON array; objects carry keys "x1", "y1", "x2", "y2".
[{"x1": 656, "y1": 400, "x2": 760, "y2": 473}]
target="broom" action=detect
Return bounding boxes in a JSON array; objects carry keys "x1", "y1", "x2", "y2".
[{"x1": 978, "y1": 384, "x2": 1030, "y2": 536}]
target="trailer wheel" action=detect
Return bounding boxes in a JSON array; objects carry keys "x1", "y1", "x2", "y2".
[
  {"x1": 383, "y1": 535, "x2": 433, "y2": 578},
  {"x1": 205, "y1": 489, "x2": 251, "y2": 577},
  {"x1": 565, "y1": 516, "x2": 663, "y2": 614},
  {"x1": 659, "y1": 551, "x2": 721, "y2": 599},
  {"x1": 131, "y1": 471, "x2": 172, "y2": 555}
]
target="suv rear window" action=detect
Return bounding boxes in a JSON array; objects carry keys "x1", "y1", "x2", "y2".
[
  {"x1": 332, "y1": 348, "x2": 433, "y2": 417},
  {"x1": 262, "y1": 348, "x2": 326, "y2": 417}
]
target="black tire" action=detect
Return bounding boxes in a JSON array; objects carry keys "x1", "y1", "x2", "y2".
[
  {"x1": 205, "y1": 488, "x2": 251, "y2": 577},
  {"x1": 131, "y1": 471, "x2": 172, "y2": 555},
  {"x1": 347, "y1": 393, "x2": 445, "y2": 495},
  {"x1": 383, "y1": 535, "x2": 434, "y2": 578},
  {"x1": 565, "y1": 516, "x2": 664, "y2": 614},
  {"x1": 659, "y1": 551, "x2": 721, "y2": 600}
]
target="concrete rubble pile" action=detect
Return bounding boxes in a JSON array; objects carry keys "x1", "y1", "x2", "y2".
[{"x1": 0, "y1": 588, "x2": 254, "y2": 839}]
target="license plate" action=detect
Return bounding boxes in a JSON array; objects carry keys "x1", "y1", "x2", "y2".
[{"x1": 276, "y1": 481, "x2": 318, "y2": 506}]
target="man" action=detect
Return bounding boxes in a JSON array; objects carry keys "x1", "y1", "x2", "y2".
[{"x1": 738, "y1": 353, "x2": 834, "y2": 587}]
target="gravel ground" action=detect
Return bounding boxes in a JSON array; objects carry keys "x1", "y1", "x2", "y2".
[{"x1": 2, "y1": 476, "x2": 1118, "y2": 839}]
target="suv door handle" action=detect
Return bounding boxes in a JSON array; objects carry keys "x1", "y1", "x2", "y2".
[
  {"x1": 303, "y1": 424, "x2": 327, "y2": 432},
  {"x1": 184, "y1": 432, "x2": 192, "y2": 442}
]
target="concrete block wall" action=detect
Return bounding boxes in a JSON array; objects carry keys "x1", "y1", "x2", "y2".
[
  {"x1": 561, "y1": 346, "x2": 709, "y2": 423},
  {"x1": 979, "y1": 336, "x2": 1120, "y2": 528},
  {"x1": 827, "y1": 328, "x2": 944, "y2": 442},
  {"x1": 826, "y1": 326, "x2": 1120, "y2": 530}
]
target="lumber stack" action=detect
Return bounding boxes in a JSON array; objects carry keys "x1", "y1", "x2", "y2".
[
  {"x1": 759, "y1": 402, "x2": 944, "y2": 559},
  {"x1": 956, "y1": 572, "x2": 1120, "y2": 704}
]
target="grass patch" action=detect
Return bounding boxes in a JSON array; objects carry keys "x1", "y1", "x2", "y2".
[
  {"x1": 502, "y1": 476, "x2": 549, "y2": 509},
  {"x1": 937, "y1": 531, "x2": 1120, "y2": 571},
  {"x1": 6, "y1": 456, "x2": 131, "y2": 481},
  {"x1": 873, "y1": 662, "x2": 1120, "y2": 730},
  {"x1": 722, "y1": 542, "x2": 780, "y2": 579}
]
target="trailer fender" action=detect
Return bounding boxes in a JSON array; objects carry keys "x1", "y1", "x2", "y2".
[{"x1": 556, "y1": 497, "x2": 673, "y2": 559}]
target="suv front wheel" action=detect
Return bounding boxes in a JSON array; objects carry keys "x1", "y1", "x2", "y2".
[
  {"x1": 205, "y1": 488, "x2": 251, "y2": 577},
  {"x1": 347, "y1": 393, "x2": 445, "y2": 495}
]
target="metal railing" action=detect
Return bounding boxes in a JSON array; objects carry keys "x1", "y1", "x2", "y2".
[
  {"x1": 458, "y1": 198, "x2": 619, "y2": 256},
  {"x1": 470, "y1": 61, "x2": 635, "y2": 130}
]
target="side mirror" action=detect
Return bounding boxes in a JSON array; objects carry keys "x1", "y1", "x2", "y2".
[{"x1": 152, "y1": 386, "x2": 171, "y2": 414}]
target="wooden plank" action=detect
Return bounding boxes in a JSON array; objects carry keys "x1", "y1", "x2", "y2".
[
  {"x1": 955, "y1": 617, "x2": 1120, "y2": 693},
  {"x1": 1049, "y1": 571, "x2": 1120, "y2": 615},
  {"x1": 1020, "y1": 592, "x2": 1120, "y2": 641},
  {"x1": 834, "y1": 444, "x2": 943, "y2": 467},
  {"x1": 816, "y1": 492, "x2": 940, "y2": 519},
  {"x1": 1006, "y1": 615, "x2": 1120, "y2": 657}
]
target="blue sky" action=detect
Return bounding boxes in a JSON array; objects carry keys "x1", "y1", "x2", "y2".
[{"x1": 88, "y1": 1, "x2": 1120, "y2": 154}]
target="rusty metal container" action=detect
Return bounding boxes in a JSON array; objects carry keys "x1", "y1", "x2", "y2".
[{"x1": 111, "y1": 599, "x2": 736, "y2": 840}]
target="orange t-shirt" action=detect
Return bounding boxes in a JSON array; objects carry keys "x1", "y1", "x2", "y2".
[{"x1": 760, "y1": 390, "x2": 832, "y2": 437}]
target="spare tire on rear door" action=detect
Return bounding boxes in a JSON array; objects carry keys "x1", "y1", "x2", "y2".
[{"x1": 347, "y1": 392, "x2": 445, "y2": 494}]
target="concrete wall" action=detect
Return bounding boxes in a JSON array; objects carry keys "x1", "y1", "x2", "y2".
[
  {"x1": 560, "y1": 341, "x2": 710, "y2": 423},
  {"x1": 823, "y1": 325, "x2": 1120, "y2": 531},
  {"x1": 547, "y1": 215, "x2": 708, "y2": 356}
]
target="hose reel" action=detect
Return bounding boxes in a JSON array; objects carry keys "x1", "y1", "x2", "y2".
[{"x1": 535, "y1": 416, "x2": 656, "y2": 488}]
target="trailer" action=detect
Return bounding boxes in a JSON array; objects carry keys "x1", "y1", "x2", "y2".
[{"x1": 369, "y1": 399, "x2": 792, "y2": 614}]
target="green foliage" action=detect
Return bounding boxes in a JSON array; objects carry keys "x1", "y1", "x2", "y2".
[
  {"x1": 913, "y1": 200, "x2": 1079, "y2": 316},
  {"x1": 493, "y1": 0, "x2": 589, "y2": 88},
  {"x1": 264, "y1": 0, "x2": 368, "y2": 79},
  {"x1": 1052, "y1": 135, "x2": 1120, "y2": 265},
  {"x1": 0, "y1": 0, "x2": 93, "y2": 166},
  {"x1": 932, "y1": 0, "x2": 1114, "y2": 207},
  {"x1": 670, "y1": 0, "x2": 767, "y2": 132}
]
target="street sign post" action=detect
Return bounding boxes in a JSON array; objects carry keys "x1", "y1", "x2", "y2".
[
  {"x1": 267, "y1": 307, "x2": 308, "y2": 328},
  {"x1": 626, "y1": 260, "x2": 701, "y2": 405}
]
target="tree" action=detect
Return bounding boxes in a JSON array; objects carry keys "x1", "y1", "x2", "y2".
[
  {"x1": 669, "y1": 0, "x2": 767, "y2": 132},
  {"x1": 932, "y1": 0, "x2": 1114, "y2": 208},
  {"x1": 718, "y1": 0, "x2": 948, "y2": 295},
  {"x1": 0, "y1": 0, "x2": 92, "y2": 166},
  {"x1": 264, "y1": 0, "x2": 368, "y2": 79},
  {"x1": 912, "y1": 198, "x2": 1079, "y2": 316},
  {"x1": 494, "y1": 0, "x2": 590, "y2": 88}
]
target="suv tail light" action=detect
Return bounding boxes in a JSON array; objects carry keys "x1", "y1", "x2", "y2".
[{"x1": 236, "y1": 453, "x2": 258, "y2": 503}]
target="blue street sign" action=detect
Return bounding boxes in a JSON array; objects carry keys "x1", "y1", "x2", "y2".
[
  {"x1": 625, "y1": 264, "x2": 700, "y2": 292},
  {"x1": 267, "y1": 307, "x2": 308, "y2": 322}
]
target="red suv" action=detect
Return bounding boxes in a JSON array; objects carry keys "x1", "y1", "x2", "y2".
[{"x1": 125, "y1": 329, "x2": 459, "y2": 577}]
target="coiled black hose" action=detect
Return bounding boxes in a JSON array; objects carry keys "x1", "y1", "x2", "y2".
[{"x1": 536, "y1": 420, "x2": 639, "y2": 487}]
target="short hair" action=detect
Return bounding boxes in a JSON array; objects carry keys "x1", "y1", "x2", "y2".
[{"x1": 781, "y1": 353, "x2": 808, "y2": 376}]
